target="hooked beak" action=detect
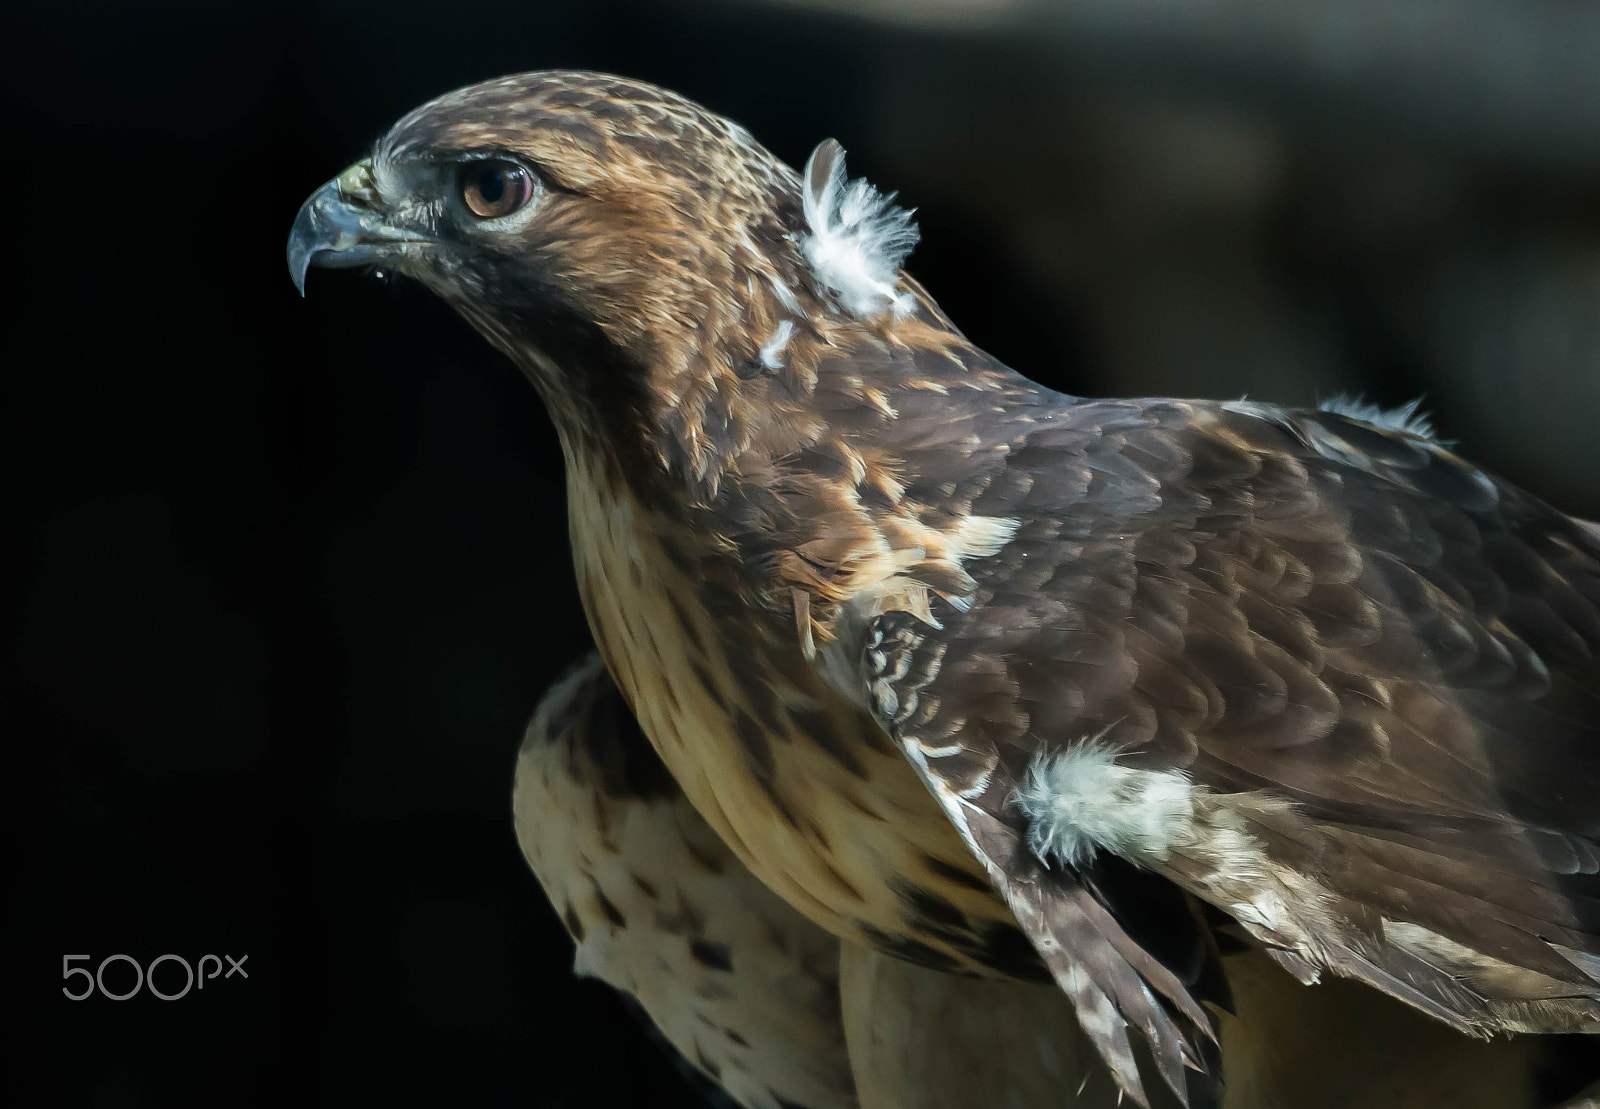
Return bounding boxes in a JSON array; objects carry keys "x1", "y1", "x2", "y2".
[{"x1": 286, "y1": 159, "x2": 424, "y2": 296}]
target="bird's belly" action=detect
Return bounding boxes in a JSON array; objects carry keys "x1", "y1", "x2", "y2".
[{"x1": 567, "y1": 476, "x2": 1033, "y2": 976}]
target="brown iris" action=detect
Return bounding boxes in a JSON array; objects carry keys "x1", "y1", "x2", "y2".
[{"x1": 460, "y1": 159, "x2": 533, "y2": 219}]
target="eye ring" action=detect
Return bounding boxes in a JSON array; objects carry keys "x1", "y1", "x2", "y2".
[{"x1": 459, "y1": 158, "x2": 534, "y2": 219}]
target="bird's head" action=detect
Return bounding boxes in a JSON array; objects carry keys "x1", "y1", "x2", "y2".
[{"x1": 289, "y1": 71, "x2": 927, "y2": 476}]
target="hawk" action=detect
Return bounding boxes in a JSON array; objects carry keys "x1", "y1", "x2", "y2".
[{"x1": 289, "y1": 71, "x2": 1600, "y2": 1106}]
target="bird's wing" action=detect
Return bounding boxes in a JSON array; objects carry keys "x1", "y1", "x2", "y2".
[
  {"x1": 515, "y1": 653, "x2": 859, "y2": 1109},
  {"x1": 832, "y1": 396, "x2": 1600, "y2": 1105}
]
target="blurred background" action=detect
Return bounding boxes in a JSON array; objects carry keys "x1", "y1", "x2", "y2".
[{"x1": 11, "y1": 0, "x2": 1598, "y2": 1104}]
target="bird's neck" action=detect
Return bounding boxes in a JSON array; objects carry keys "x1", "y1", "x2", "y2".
[
  {"x1": 633, "y1": 303, "x2": 1033, "y2": 505},
  {"x1": 485, "y1": 285, "x2": 1059, "y2": 622}
]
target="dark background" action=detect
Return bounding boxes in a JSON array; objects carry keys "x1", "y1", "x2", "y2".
[{"x1": 12, "y1": 0, "x2": 1599, "y2": 1104}]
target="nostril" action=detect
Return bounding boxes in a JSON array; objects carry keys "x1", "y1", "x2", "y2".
[{"x1": 335, "y1": 159, "x2": 381, "y2": 210}]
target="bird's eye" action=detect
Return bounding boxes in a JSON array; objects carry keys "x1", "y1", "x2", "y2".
[{"x1": 459, "y1": 159, "x2": 534, "y2": 219}]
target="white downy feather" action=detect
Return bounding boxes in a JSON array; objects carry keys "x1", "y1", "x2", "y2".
[
  {"x1": 800, "y1": 139, "x2": 919, "y2": 319},
  {"x1": 1012, "y1": 739, "x2": 1196, "y2": 869}
]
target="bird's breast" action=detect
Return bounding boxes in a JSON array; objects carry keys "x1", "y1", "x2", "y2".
[{"x1": 563, "y1": 464, "x2": 1035, "y2": 976}]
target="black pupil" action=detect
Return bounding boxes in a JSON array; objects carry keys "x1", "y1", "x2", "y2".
[{"x1": 478, "y1": 167, "x2": 506, "y2": 204}]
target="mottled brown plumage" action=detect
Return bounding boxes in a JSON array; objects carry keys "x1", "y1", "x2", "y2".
[
  {"x1": 518, "y1": 652, "x2": 1565, "y2": 1109},
  {"x1": 290, "y1": 71, "x2": 1600, "y2": 1106}
]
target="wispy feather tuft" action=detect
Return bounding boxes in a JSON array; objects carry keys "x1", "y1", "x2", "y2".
[
  {"x1": 1318, "y1": 394, "x2": 1437, "y2": 439},
  {"x1": 758, "y1": 319, "x2": 796, "y2": 370},
  {"x1": 801, "y1": 139, "x2": 919, "y2": 319},
  {"x1": 1013, "y1": 738, "x2": 1195, "y2": 870}
]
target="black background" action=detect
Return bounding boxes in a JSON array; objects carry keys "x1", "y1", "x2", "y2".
[{"x1": 13, "y1": 1, "x2": 1599, "y2": 1105}]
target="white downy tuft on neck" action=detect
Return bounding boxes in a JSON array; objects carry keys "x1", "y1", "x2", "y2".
[{"x1": 800, "y1": 139, "x2": 919, "y2": 320}]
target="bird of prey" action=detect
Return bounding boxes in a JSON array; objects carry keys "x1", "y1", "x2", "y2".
[{"x1": 289, "y1": 71, "x2": 1600, "y2": 1106}]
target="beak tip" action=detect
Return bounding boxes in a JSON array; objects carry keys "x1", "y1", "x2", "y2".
[{"x1": 287, "y1": 210, "x2": 318, "y2": 298}]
